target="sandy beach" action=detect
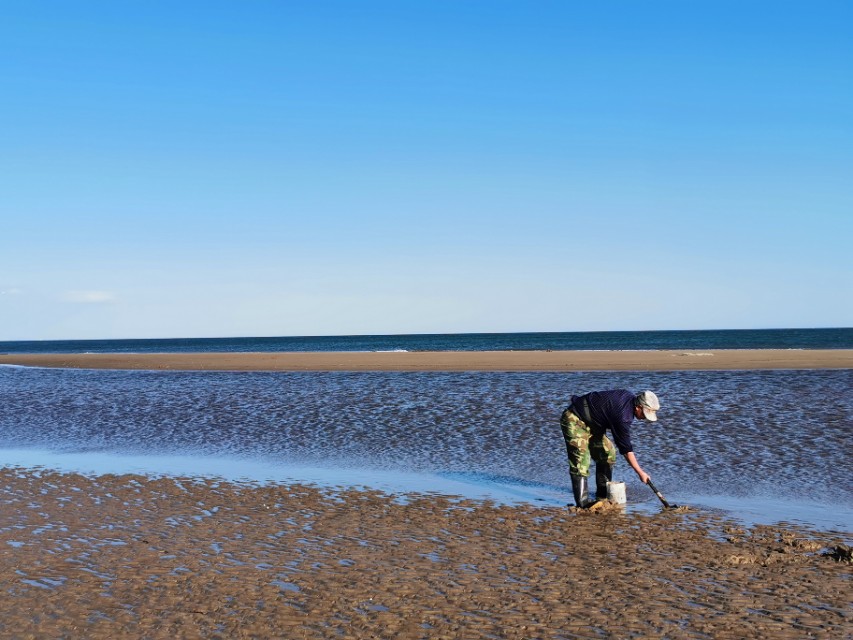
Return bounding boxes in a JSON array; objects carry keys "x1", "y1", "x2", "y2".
[
  {"x1": 1, "y1": 348, "x2": 852, "y2": 371},
  {"x1": 0, "y1": 468, "x2": 849, "y2": 639},
  {"x1": 2, "y1": 351, "x2": 851, "y2": 637}
]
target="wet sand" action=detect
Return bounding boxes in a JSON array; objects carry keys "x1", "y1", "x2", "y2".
[
  {"x1": 0, "y1": 468, "x2": 848, "y2": 639},
  {"x1": 1, "y1": 348, "x2": 852, "y2": 371},
  {"x1": 3, "y1": 354, "x2": 851, "y2": 636}
]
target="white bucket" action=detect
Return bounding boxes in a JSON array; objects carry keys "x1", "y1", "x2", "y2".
[{"x1": 607, "y1": 481, "x2": 627, "y2": 504}]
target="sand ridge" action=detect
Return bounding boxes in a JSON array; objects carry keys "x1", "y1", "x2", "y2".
[{"x1": 1, "y1": 348, "x2": 852, "y2": 371}]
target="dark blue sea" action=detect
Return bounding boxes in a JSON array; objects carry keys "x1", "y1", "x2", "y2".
[
  {"x1": 1, "y1": 329, "x2": 851, "y2": 534},
  {"x1": 1, "y1": 327, "x2": 851, "y2": 354}
]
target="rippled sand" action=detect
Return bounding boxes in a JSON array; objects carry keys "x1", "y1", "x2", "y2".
[
  {"x1": 4, "y1": 366, "x2": 852, "y2": 529},
  {"x1": 0, "y1": 469, "x2": 848, "y2": 638}
]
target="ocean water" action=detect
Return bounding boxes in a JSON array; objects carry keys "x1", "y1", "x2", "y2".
[
  {"x1": 1, "y1": 365, "x2": 850, "y2": 533},
  {"x1": 1, "y1": 327, "x2": 851, "y2": 354}
]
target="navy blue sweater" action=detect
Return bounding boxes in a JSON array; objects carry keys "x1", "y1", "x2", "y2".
[{"x1": 570, "y1": 389, "x2": 637, "y2": 455}]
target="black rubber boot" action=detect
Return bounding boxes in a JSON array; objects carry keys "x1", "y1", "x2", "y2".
[
  {"x1": 571, "y1": 474, "x2": 594, "y2": 508},
  {"x1": 595, "y1": 463, "x2": 613, "y2": 501}
]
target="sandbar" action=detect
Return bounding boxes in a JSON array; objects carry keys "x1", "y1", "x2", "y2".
[{"x1": 0, "y1": 348, "x2": 851, "y2": 371}]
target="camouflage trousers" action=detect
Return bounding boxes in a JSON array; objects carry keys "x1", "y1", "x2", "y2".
[{"x1": 559, "y1": 408, "x2": 617, "y2": 477}]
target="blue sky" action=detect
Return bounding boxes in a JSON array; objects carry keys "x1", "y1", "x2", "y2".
[{"x1": 2, "y1": 1, "x2": 850, "y2": 340}]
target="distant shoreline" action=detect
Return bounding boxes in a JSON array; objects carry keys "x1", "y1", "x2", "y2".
[{"x1": 1, "y1": 349, "x2": 851, "y2": 371}]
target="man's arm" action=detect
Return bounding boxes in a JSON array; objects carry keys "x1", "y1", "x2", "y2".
[{"x1": 624, "y1": 452, "x2": 649, "y2": 484}]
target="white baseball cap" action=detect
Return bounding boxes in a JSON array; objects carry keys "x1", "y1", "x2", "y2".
[{"x1": 636, "y1": 390, "x2": 660, "y2": 422}]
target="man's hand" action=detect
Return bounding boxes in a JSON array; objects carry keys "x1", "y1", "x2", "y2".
[{"x1": 624, "y1": 452, "x2": 649, "y2": 485}]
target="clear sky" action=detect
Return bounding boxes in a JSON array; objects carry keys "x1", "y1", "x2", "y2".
[{"x1": 2, "y1": 1, "x2": 851, "y2": 340}]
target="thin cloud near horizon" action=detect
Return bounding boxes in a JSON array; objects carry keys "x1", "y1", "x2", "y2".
[{"x1": 61, "y1": 290, "x2": 117, "y2": 304}]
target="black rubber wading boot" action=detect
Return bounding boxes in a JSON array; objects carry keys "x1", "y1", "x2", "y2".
[
  {"x1": 571, "y1": 474, "x2": 595, "y2": 508},
  {"x1": 595, "y1": 463, "x2": 613, "y2": 500}
]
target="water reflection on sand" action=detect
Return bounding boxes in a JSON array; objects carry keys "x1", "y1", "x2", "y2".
[{"x1": 1, "y1": 367, "x2": 850, "y2": 531}]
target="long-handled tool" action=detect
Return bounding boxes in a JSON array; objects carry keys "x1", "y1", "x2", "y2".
[{"x1": 646, "y1": 478, "x2": 679, "y2": 509}]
